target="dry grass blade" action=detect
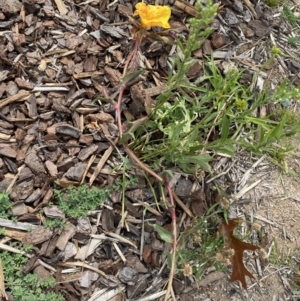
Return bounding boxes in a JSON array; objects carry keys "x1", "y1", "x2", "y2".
[
  {"x1": 89, "y1": 142, "x2": 116, "y2": 186},
  {"x1": 104, "y1": 232, "x2": 138, "y2": 249},
  {"x1": 59, "y1": 261, "x2": 119, "y2": 284},
  {"x1": 87, "y1": 287, "x2": 126, "y2": 301},
  {"x1": 0, "y1": 218, "x2": 38, "y2": 231},
  {"x1": 0, "y1": 258, "x2": 8, "y2": 301},
  {"x1": 0, "y1": 242, "x2": 31, "y2": 258}
]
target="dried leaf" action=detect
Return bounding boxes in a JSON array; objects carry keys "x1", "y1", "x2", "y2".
[{"x1": 218, "y1": 219, "x2": 259, "y2": 289}]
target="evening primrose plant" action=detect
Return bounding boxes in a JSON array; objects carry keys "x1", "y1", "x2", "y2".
[
  {"x1": 128, "y1": 1, "x2": 300, "y2": 174},
  {"x1": 114, "y1": 0, "x2": 300, "y2": 297}
]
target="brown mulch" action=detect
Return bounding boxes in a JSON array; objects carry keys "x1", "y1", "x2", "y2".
[{"x1": 1, "y1": 0, "x2": 300, "y2": 300}]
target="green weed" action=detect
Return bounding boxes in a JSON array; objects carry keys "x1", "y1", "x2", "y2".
[
  {"x1": 281, "y1": 6, "x2": 298, "y2": 27},
  {"x1": 1, "y1": 244, "x2": 64, "y2": 301},
  {"x1": 287, "y1": 36, "x2": 300, "y2": 47},
  {"x1": 43, "y1": 217, "x2": 68, "y2": 230},
  {"x1": 130, "y1": 58, "x2": 300, "y2": 173},
  {"x1": 0, "y1": 191, "x2": 12, "y2": 219},
  {"x1": 53, "y1": 184, "x2": 108, "y2": 218},
  {"x1": 123, "y1": 0, "x2": 300, "y2": 175},
  {"x1": 175, "y1": 215, "x2": 225, "y2": 278},
  {"x1": 268, "y1": 239, "x2": 292, "y2": 266}
]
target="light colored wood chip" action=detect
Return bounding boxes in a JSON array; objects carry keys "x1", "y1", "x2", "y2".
[
  {"x1": 89, "y1": 140, "x2": 116, "y2": 186},
  {"x1": 54, "y1": 0, "x2": 68, "y2": 15},
  {"x1": 0, "y1": 92, "x2": 30, "y2": 109},
  {"x1": 0, "y1": 258, "x2": 8, "y2": 301}
]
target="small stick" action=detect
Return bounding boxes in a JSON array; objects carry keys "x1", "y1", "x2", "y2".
[
  {"x1": 0, "y1": 92, "x2": 30, "y2": 109},
  {"x1": 163, "y1": 176, "x2": 177, "y2": 301},
  {"x1": 113, "y1": 242, "x2": 126, "y2": 263}
]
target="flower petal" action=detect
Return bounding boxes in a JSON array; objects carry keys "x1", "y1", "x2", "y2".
[{"x1": 134, "y1": 3, "x2": 171, "y2": 29}]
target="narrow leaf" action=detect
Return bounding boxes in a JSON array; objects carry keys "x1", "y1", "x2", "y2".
[
  {"x1": 221, "y1": 115, "x2": 230, "y2": 142},
  {"x1": 151, "y1": 224, "x2": 173, "y2": 243}
]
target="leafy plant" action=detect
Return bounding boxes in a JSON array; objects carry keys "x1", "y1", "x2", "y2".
[
  {"x1": 0, "y1": 191, "x2": 12, "y2": 219},
  {"x1": 1, "y1": 244, "x2": 64, "y2": 301},
  {"x1": 265, "y1": 0, "x2": 280, "y2": 7},
  {"x1": 175, "y1": 214, "x2": 225, "y2": 279},
  {"x1": 130, "y1": 57, "x2": 300, "y2": 173},
  {"x1": 53, "y1": 184, "x2": 108, "y2": 218},
  {"x1": 43, "y1": 218, "x2": 68, "y2": 230},
  {"x1": 287, "y1": 36, "x2": 300, "y2": 47},
  {"x1": 281, "y1": 5, "x2": 298, "y2": 27}
]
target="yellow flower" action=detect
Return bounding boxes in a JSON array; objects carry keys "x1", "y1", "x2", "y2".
[{"x1": 133, "y1": 2, "x2": 171, "y2": 29}]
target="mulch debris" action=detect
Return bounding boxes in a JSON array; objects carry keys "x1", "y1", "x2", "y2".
[{"x1": 0, "y1": 0, "x2": 299, "y2": 300}]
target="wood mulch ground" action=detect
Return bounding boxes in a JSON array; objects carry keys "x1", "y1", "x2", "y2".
[{"x1": 1, "y1": 0, "x2": 300, "y2": 300}]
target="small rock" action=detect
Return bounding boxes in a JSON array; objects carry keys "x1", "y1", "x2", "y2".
[
  {"x1": 11, "y1": 203, "x2": 28, "y2": 216},
  {"x1": 175, "y1": 178, "x2": 193, "y2": 198},
  {"x1": 25, "y1": 152, "x2": 46, "y2": 174},
  {"x1": 5, "y1": 81, "x2": 18, "y2": 97},
  {"x1": 43, "y1": 205, "x2": 65, "y2": 219},
  {"x1": 126, "y1": 255, "x2": 148, "y2": 274},
  {"x1": 211, "y1": 33, "x2": 228, "y2": 49},
  {"x1": 2, "y1": 0, "x2": 22, "y2": 14},
  {"x1": 243, "y1": 10, "x2": 252, "y2": 22},
  {"x1": 118, "y1": 267, "x2": 139, "y2": 285},
  {"x1": 202, "y1": 40, "x2": 212, "y2": 55},
  {"x1": 45, "y1": 160, "x2": 58, "y2": 177},
  {"x1": 248, "y1": 20, "x2": 269, "y2": 37},
  {"x1": 24, "y1": 188, "x2": 41, "y2": 204},
  {"x1": 63, "y1": 162, "x2": 87, "y2": 181},
  {"x1": 240, "y1": 23, "x2": 255, "y2": 38},
  {"x1": 77, "y1": 144, "x2": 98, "y2": 161},
  {"x1": 61, "y1": 242, "x2": 77, "y2": 262},
  {"x1": 232, "y1": 0, "x2": 243, "y2": 13},
  {"x1": 224, "y1": 8, "x2": 239, "y2": 25},
  {"x1": 186, "y1": 61, "x2": 202, "y2": 78},
  {"x1": 15, "y1": 78, "x2": 34, "y2": 90},
  {"x1": 80, "y1": 269, "x2": 99, "y2": 288},
  {"x1": 0, "y1": 146, "x2": 17, "y2": 158},
  {"x1": 33, "y1": 265, "x2": 51, "y2": 279},
  {"x1": 56, "y1": 124, "x2": 81, "y2": 138}
]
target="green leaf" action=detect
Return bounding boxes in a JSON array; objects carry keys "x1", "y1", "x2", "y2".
[
  {"x1": 221, "y1": 115, "x2": 230, "y2": 142},
  {"x1": 121, "y1": 68, "x2": 144, "y2": 84},
  {"x1": 151, "y1": 224, "x2": 173, "y2": 243},
  {"x1": 208, "y1": 141, "x2": 235, "y2": 157},
  {"x1": 176, "y1": 154, "x2": 212, "y2": 173}
]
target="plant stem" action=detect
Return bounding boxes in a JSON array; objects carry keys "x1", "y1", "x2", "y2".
[
  {"x1": 163, "y1": 176, "x2": 177, "y2": 301},
  {"x1": 115, "y1": 30, "x2": 177, "y2": 301}
]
